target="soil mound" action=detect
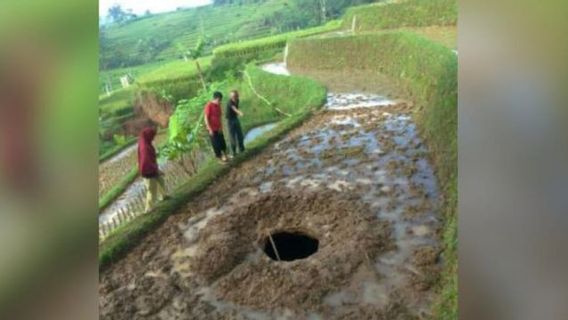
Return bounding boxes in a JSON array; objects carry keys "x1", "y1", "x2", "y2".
[{"x1": 189, "y1": 190, "x2": 394, "y2": 311}]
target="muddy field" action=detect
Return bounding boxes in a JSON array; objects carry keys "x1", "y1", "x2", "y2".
[{"x1": 100, "y1": 93, "x2": 443, "y2": 319}]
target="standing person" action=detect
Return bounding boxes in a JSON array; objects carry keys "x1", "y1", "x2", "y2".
[
  {"x1": 204, "y1": 91, "x2": 229, "y2": 163},
  {"x1": 226, "y1": 90, "x2": 245, "y2": 158},
  {"x1": 138, "y1": 127, "x2": 167, "y2": 213}
]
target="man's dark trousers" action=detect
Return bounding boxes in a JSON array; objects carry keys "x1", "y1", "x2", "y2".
[
  {"x1": 228, "y1": 118, "x2": 245, "y2": 155},
  {"x1": 210, "y1": 130, "x2": 227, "y2": 158}
]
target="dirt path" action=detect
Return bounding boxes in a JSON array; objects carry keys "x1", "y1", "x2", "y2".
[{"x1": 99, "y1": 93, "x2": 443, "y2": 319}]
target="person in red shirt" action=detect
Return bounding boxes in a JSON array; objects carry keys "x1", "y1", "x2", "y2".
[
  {"x1": 138, "y1": 127, "x2": 167, "y2": 213},
  {"x1": 204, "y1": 91, "x2": 229, "y2": 163}
]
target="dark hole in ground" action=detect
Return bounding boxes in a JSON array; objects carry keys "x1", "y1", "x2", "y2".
[{"x1": 263, "y1": 231, "x2": 319, "y2": 261}]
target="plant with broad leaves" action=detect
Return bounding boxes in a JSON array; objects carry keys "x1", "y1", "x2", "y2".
[
  {"x1": 159, "y1": 82, "x2": 227, "y2": 174},
  {"x1": 176, "y1": 36, "x2": 209, "y2": 91}
]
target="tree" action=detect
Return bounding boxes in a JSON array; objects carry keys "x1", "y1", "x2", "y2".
[
  {"x1": 107, "y1": 4, "x2": 137, "y2": 24},
  {"x1": 107, "y1": 4, "x2": 127, "y2": 23},
  {"x1": 176, "y1": 37, "x2": 208, "y2": 91}
]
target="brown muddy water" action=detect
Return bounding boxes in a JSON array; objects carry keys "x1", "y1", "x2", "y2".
[{"x1": 99, "y1": 88, "x2": 443, "y2": 319}]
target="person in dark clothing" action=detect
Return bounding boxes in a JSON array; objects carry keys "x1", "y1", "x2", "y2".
[
  {"x1": 204, "y1": 91, "x2": 229, "y2": 163},
  {"x1": 226, "y1": 90, "x2": 245, "y2": 157},
  {"x1": 138, "y1": 127, "x2": 167, "y2": 213}
]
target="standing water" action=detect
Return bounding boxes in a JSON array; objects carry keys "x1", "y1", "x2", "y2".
[{"x1": 244, "y1": 123, "x2": 278, "y2": 145}]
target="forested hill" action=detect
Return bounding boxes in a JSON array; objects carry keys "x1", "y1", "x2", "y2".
[{"x1": 99, "y1": 0, "x2": 377, "y2": 70}]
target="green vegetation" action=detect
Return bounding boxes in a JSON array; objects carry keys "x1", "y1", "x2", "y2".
[
  {"x1": 97, "y1": 0, "x2": 366, "y2": 155},
  {"x1": 288, "y1": 31, "x2": 457, "y2": 319},
  {"x1": 137, "y1": 55, "x2": 213, "y2": 84},
  {"x1": 99, "y1": 87, "x2": 134, "y2": 114},
  {"x1": 98, "y1": 57, "x2": 213, "y2": 160},
  {"x1": 343, "y1": 0, "x2": 457, "y2": 31},
  {"x1": 209, "y1": 20, "x2": 341, "y2": 79},
  {"x1": 213, "y1": 20, "x2": 341, "y2": 58},
  {"x1": 99, "y1": 67, "x2": 326, "y2": 268},
  {"x1": 100, "y1": 1, "x2": 290, "y2": 69},
  {"x1": 399, "y1": 26, "x2": 457, "y2": 49},
  {"x1": 100, "y1": 0, "x2": 370, "y2": 70},
  {"x1": 99, "y1": 88, "x2": 136, "y2": 157},
  {"x1": 99, "y1": 137, "x2": 137, "y2": 163},
  {"x1": 99, "y1": 60, "x2": 165, "y2": 92},
  {"x1": 166, "y1": 64, "x2": 327, "y2": 158}
]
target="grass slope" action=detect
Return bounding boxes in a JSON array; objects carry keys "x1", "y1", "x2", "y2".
[
  {"x1": 288, "y1": 32, "x2": 457, "y2": 319},
  {"x1": 343, "y1": 0, "x2": 457, "y2": 31},
  {"x1": 137, "y1": 56, "x2": 213, "y2": 84},
  {"x1": 101, "y1": 1, "x2": 289, "y2": 68}
]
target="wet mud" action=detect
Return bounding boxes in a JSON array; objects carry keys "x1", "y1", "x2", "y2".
[{"x1": 99, "y1": 94, "x2": 443, "y2": 319}]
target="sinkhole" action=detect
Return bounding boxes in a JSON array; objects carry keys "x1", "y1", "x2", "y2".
[{"x1": 263, "y1": 231, "x2": 319, "y2": 261}]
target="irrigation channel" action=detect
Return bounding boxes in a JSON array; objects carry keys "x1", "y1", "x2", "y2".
[{"x1": 99, "y1": 63, "x2": 443, "y2": 319}]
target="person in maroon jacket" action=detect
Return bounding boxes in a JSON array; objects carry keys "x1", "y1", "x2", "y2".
[
  {"x1": 204, "y1": 91, "x2": 229, "y2": 163},
  {"x1": 138, "y1": 127, "x2": 167, "y2": 213}
]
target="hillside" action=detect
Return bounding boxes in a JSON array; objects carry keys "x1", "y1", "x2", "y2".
[{"x1": 101, "y1": 1, "x2": 308, "y2": 70}]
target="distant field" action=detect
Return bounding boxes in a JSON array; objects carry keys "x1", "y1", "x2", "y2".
[
  {"x1": 99, "y1": 61, "x2": 166, "y2": 92},
  {"x1": 137, "y1": 56, "x2": 213, "y2": 83}
]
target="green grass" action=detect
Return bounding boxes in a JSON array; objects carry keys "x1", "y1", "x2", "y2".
[
  {"x1": 238, "y1": 64, "x2": 328, "y2": 130},
  {"x1": 99, "y1": 136, "x2": 137, "y2": 163},
  {"x1": 99, "y1": 61, "x2": 167, "y2": 93},
  {"x1": 99, "y1": 67, "x2": 326, "y2": 269},
  {"x1": 288, "y1": 31, "x2": 457, "y2": 319},
  {"x1": 343, "y1": 0, "x2": 457, "y2": 31},
  {"x1": 99, "y1": 87, "x2": 134, "y2": 114},
  {"x1": 208, "y1": 20, "x2": 342, "y2": 80},
  {"x1": 213, "y1": 20, "x2": 342, "y2": 58},
  {"x1": 399, "y1": 25, "x2": 457, "y2": 49},
  {"x1": 137, "y1": 56, "x2": 213, "y2": 84},
  {"x1": 98, "y1": 88, "x2": 137, "y2": 157},
  {"x1": 432, "y1": 178, "x2": 457, "y2": 320}
]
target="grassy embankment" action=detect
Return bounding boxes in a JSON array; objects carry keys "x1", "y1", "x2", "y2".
[
  {"x1": 210, "y1": 20, "x2": 341, "y2": 76},
  {"x1": 342, "y1": 0, "x2": 457, "y2": 49},
  {"x1": 99, "y1": 65, "x2": 326, "y2": 268},
  {"x1": 288, "y1": 32, "x2": 457, "y2": 319},
  {"x1": 343, "y1": 0, "x2": 457, "y2": 30}
]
